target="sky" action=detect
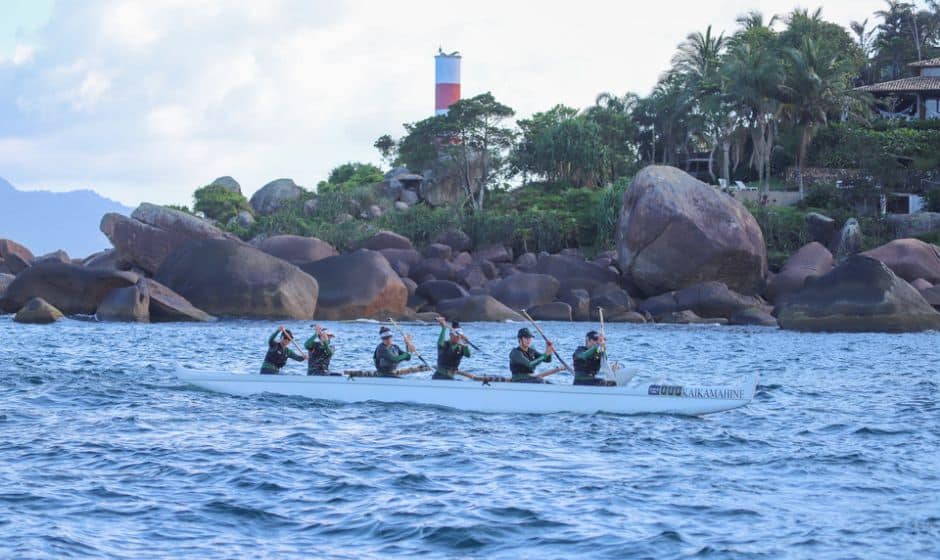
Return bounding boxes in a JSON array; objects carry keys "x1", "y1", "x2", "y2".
[{"x1": 0, "y1": 0, "x2": 889, "y2": 207}]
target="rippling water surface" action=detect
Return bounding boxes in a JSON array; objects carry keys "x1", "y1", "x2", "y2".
[{"x1": 1, "y1": 316, "x2": 938, "y2": 558}]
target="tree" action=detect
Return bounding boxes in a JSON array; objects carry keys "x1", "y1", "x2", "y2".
[
  {"x1": 671, "y1": 25, "x2": 736, "y2": 183},
  {"x1": 873, "y1": 1, "x2": 940, "y2": 80},
  {"x1": 513, "y1": 105, "x2": 608, "y2": 186},
  {"x1": 439, "y1": 92, "x2": 516, "y2": 210},
  {"x1": 722, "y1": 16, "x2": 783, "y2": 189},
  {"x1": 779, "y1": 37, "x2": 870, "y2": 197},
  {"x1": 193, "y1": 184, "x2": 251, "y2": 223},
  {"x1": 582, "y1": 92, "x2": 640, "y2": 183},
  {"x1": 318, "y1": 162, "x2": 384, "y2": 194},
  {"x1": 373, "y1": 134, "x2": 397, "y2": 165}
]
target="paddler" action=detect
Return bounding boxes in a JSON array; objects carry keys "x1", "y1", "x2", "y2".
[
  {"x1": 304, "y1": 324, "x2": 338, "y2": 376},
  {"x1": 433, "y1": 316, "x2": 471, "y2": 380},
  {"x1": 509, "y1": 327, "x2": 554, "y2": 383},
  {"x1": 373, "y1": 326, "x2": 415, "y2": 377},
  {"x1": 572, "y1": 330, "x2": 615, "y2": 386},
  {"x1": 260, "y1": 326, "x2": 307, "y2": 374}
]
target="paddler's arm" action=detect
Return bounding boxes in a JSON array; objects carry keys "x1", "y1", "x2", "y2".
[
  {"x1": 574, "y1": 345, "x2": 601, "y2": 360},
  {"x1": 393, "y1": 349, "x2": 412, "y2": 363},
  {"x1": 287, "y1": 348, "x2": 305, "y2": 362},
  {"x1": 510, "y1": 348, "x2": 547, "y2": 370},
  {"x1": 461, "y1": 344, "x2": 471, "y2": 358},
  {"x1": 437, "y1": 325, "x2": 447, "y2": 348},
  {"x1": 303, "y1": 333, "x2": 319, "y2": 351},
  {"x1": 269, "y1": 328, "x2": 281, "y2": 345}
]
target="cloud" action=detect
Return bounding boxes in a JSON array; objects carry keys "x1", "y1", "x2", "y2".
[{"x1": 0, "y1": 0, "x2": 886, "y2": 206}]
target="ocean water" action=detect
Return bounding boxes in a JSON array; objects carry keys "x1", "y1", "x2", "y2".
[{"x1": 0, "y1": 316, "x2": 938, "y2": 559}]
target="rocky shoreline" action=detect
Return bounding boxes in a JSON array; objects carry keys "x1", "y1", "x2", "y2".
[{"x1": 3, "y1": 165, "x2": 940, "y2": 333}]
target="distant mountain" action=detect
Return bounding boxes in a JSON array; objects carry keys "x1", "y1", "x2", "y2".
[{"x1": 0, "y1": 176, "x2": 133, "y2": 258}]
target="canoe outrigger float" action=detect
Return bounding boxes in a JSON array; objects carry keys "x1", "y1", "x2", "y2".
[{"x1": 176, "y1": 369, "x2": 758, "y2": 416}]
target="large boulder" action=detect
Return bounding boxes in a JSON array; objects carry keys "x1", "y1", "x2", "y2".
[
  {"x1": 616, "y1": 166, "x2": 767, "y2": 296},
  {"x1": 777, "y1": 255, "x2": 940, "y2": 333},
  {"x1": 378, "y1": 248, "x2": 421, "y2": 278},
  {"x1": 558, "y1": 288, "x2": 591, "y2": 321},
  {"x1": 0, "y1": 239, "x2": 34, "y2": 264},
  {"x1": 534, "y1": 254, "x2": 620, "y2": 294},
  {"x1": 139, "y1": 278, "x2": 215, "y2": 322},
  {"x1": 862, "y1": 238, "x2": 940, "y2": 284},
  {"x1": 475, "y1": 245, "x2": 513, "y2": 264},
  {"x1": 208, "y1": 176, "x2": 242, "y2": 195},
  {"x1": 655, "y1": 310, "x2": 727, "y2": 325},
  {"x1": 637, "y1": 292, "x2": 680, "y2": 317},
  {"x1": 82, "y1": 249, "x2": 129, "y2": 271},
  {"x1": 489, "y1": 273, "x2": 560, "y2": 310},
  {"x1": 729, "y1": 307, "x2": 779, "y2": 327},
  {"x1": 765, "y1": 242, "x2": 834, "y2": 303},
  {"x1": 356, "y1": 230, "x2": 414, "y2": 251},
  {"x1": 1, "y1": 262, "x2": 138, "y2": 315},
  {"x1": 435, "y1": 295, "x2": 523, "y2": 322},
  {"x1": 31, "y1": 250, "x2": 71, "y2": 266},
  {"x1": 921, "y1": 285, "x2": 940, "y2": 309},
  {"x1": 0, "y1": 273, "x2": 15, "y2": 302},
  {"x1": 101, "y1": 203, "x2": 234, "y2": 274},
  {"x1": 410, "y1": 258, "x2": 460, "y2": 283},
  {"x1": 249, "y1": 178, "x2": 304, "y2": 215},
  {"x1": 2, "y1": 253, "x2": 30, "y2": 275},
  {"x1": 589, "y1": 283, "x2": 635, "y2": 316},
  {"x1": 804, "y1": 212, "x2": 837, "y2": 245},
  {"x1": 416, "y1": 280, "x2": 468, "y2": 304},
  {"x1": 256, "y1": 235, "x2": 337, "y2": 266},
  {"x1": 434, "y1": 230, "x2": 471, "y2": 253},
  {"x1": 156, "y1": 239, "x2": 318, "y2": 319},
  {"x1": 829, "y1": 218, "x2": 863, "y2": 260},
  {"x1": 527, "y1": 301, "x2": 573, "y2": 321},
  {"x1": 421, "y1": 243, "x2": 453, "y2": 260},
  {"x1": 14, "y1": 297, "x2": 64, "y2": 324},
  {"x1": 96, "y1": 285, "x2": 150, "y2": 322},
  {"x1": 674, "y1": 281, "x2": 763, "y2": 320},
  {"x1": 300, "y1": 250, "x2": 406, "y2": 320}
]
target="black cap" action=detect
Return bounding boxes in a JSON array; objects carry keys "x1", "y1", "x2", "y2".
[
  {"x1": 451, "y1": 321, "x2": 461, "y2": 329},
  {"x1": 282, "y1": 329, "x2": 294, "y2": 341},
  {"x1": 379, "y1": 326, "x2": 393, "y2": 338},
  {"x1": 586, "y1": 330, "x2": 599, "y2": 340},
  {"x1": 517, "y1": 327, "x2": 534, "y2": 339}
]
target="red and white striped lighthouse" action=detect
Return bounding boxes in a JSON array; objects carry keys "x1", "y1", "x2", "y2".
[{"x1": 435, "y1": 48, "x2": 461, "y2": 115}]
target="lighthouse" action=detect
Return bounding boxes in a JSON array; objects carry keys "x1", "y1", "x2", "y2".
[{"x1": 435, "y1": 48, "x2": 461, "y2": 115}]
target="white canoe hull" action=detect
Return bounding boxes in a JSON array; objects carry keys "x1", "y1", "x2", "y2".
[{"x1": 176, "y1": 369, "x2": 757, "y2": 416}]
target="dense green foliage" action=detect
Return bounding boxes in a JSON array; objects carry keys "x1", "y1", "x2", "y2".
[
  {"x1": 317, "y1": 162, "x2": 384, "y2": 194},
  {"x1": 192, "y1": 185, "x2": 251, "y2": 223}
]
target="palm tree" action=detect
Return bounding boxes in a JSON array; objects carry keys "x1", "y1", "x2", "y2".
[
  {"x1": 722, "y1": 34, "x2": 783, "y2": 190},
  {"x1": 779, "y1": 37, "x2": 871, "y2": 197}
]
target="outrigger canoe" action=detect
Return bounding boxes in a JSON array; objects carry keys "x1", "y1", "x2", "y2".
[{"x1": 176, "y1": 369, "x2": 758, "y2": 416}]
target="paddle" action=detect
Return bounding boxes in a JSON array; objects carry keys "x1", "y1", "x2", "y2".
[
  {"x1": 437, "y1": 316, "x2": 481, "y2": 352},
  {"x1": 279, "y1": 326, "x2": 308, "y2": 361},
  {"x1": 388, "y1": 317, "x2": 431, "y2": 369},
  {"x1": 598, "y1": 307, "x2": 615, "y2": 381},
  {"x1": 345, "y1": 365, "x2": 431, "y2": 377},
  {"x1": 520, "y1": 309, "x2": 573, "y2": 373}
]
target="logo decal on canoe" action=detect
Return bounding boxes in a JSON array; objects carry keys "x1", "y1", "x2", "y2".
[{"x1": 648, "y1": 385, "x2": 745, "y2": 400}]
